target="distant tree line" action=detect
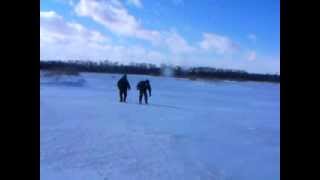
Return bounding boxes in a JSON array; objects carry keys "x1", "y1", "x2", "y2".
[{"x1": 40, "y1": 60, "x2": 280, "y2": 83}]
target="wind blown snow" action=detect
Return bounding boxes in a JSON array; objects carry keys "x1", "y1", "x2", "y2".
[{"x1": 40, "y1": 72, "x2": 279, "y2": 180}]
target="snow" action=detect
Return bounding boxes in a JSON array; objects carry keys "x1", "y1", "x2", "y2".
[{"x1": 40, "y1": 72, "x2": 280, "y2": 180}]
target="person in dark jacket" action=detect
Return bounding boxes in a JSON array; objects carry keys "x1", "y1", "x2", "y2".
[
  {"x1": 117, "y1": 74, "x2": 131, "y2": 102},
  {"x1": 137, "y1": 80, "x2": 151, "y2": 104}
]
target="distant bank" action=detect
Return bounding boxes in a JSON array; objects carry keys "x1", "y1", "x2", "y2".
[{"x1": 40, "y1": 60, "x2": 280, "y2": 83}]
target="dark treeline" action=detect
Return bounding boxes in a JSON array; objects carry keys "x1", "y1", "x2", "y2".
[{"x1": 40, "y1": 60, "x2": 280, "y2": 83}]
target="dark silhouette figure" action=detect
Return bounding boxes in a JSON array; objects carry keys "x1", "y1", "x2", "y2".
[
  {"x1": 137, "y1": 80, "x2": 152, "y2": 104},
  {"x1": 117, "y1": 74, "x2": 131, "y2": 102}
]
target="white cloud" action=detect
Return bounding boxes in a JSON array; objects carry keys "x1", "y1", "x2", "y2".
[
  {"x1": 40, "y1": 7, "x2": 278, "y2": 73},
  {"x1": 247, "y1": 51, "x2": 257, "y2": 61},
  {"x1": 127, "y1": 0, "x2": 143, "y2": 8},
  {"x1": 199, "y1": 33, "x2": 239, "y2": 54},
  {"x1": 72, "y1": 0, "x2": 196, "y2": 52},
  {"x1": 164, "y1": 31, "x2": 195, "y2": 54},
  {"x1": 40, "y1": 11, "x2": 166, "y2": 63},
  {"x1": 248, "y1": 33, "x2": 257, "y2": 42},
  {"x1": 40, "y1": 11, "x2": 59, "y2": 18},
  {"x1": 55, "y1": 0, "x2": 76, "y2": 6},
  {"x1": 74, "y1": 0, "x2": 160, "y2": 44},
  {"x1": 40, "y1": 11, "x2": 108, "y2": 46},
  {"x1": 68, "y1": 0, "x2": 75, "y2": 6}
]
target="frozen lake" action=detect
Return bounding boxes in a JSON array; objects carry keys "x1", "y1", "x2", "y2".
[{"x1": 40, "y1": 72, "x2": 280, "y2": 180}]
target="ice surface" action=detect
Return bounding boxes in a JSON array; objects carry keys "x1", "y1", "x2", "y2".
[{"x1": 40, "y1": 72, "x2": 280, "y2": 180}]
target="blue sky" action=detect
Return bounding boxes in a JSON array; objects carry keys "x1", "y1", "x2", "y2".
[{"x1": 40, "y1": 0, "x2": 279, "y2": 74}]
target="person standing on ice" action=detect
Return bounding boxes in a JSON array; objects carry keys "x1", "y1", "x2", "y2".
[
  {"x1": 137, "y1": 80, "x2": 152, "y2": 104},
  {"x1": 117, "y1": 74, "x2": 131, "y2": 103}
]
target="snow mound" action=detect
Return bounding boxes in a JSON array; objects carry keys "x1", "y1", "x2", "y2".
[{"x1": 40, "y1": 74, "x2": 86, "y2": 87}]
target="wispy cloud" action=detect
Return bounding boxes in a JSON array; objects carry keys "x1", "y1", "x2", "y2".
[
  {"x1": 73, "y1": 0, "x2": 239, "y2": 57},
  {"x1": 164, "y1": 31, "x2": 195, "y2": 54},
  {"x1": 247, "y1": 51, "x2": 257, "y2": 61},
  {"x1": 127, "y1": 0, "x2": 143, "y2": 8},
  {"x1": 248, "y1": 33, "x2": 257, "y2": 42},
  {"x1": 199, "y1": 33, "x2": 239, "y2": 54},
  {"x1": 40, "y1": 10, "x2": 247, "y2": 69},
  {"x1": 40, "y1": 10, "x2": 278, "y2": 73},
  {"x1": 40, "y1": 11, "x2": 108, "y2": 46},
  {"x1": 55, "y1": 0, "x2": 76, "y2": 6},
  {"x1": 40, "y1": 11, "x2": 165, "y2": 63},
  {"x1": 74, "y1": 0, "x2": 160, "y2": 44}
]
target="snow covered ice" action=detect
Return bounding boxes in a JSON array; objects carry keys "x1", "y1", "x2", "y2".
[{"x1": 40, "y1": 72, "x2": 280, "y2": 180}]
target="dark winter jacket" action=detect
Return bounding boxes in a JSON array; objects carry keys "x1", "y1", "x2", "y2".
[
  {"x1": 117, "y1": 75, "x2": 131, "y2": 90},
  {"x1": 137, "y1": 80, "x2": 151, "y2": 96}
]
